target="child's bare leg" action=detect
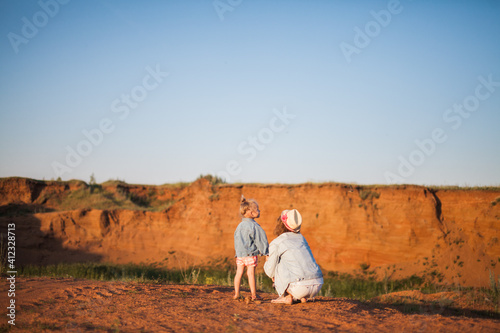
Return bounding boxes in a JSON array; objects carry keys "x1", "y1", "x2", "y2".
[
  {"x1": 233, "y1": 264, "x2": 245, "y2": 299},
  {"x1": 246, "y1": 265, "x2": 259, "y2": 299}
]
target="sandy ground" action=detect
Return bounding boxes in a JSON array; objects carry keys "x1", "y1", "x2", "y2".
[{"x1": 1, "y1": 278, "x2": 499, "y2": 332}]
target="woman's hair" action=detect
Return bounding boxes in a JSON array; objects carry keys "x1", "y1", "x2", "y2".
[
  {"x1": 274, "y1": 215, "x2": 291, "y2": 236},
  {"x1": 240, "y1": 195, "x2": 258, "y2": 216}
]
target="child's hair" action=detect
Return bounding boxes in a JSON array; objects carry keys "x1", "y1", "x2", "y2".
[
  {"x1": 274, "y1": 215, "x2": 291, "y2": 236},
  {"x1": 240, "y1": 195, "x2": 258, "y2": 216}
]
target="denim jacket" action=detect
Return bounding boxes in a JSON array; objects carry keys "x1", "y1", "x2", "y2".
[
  {"x1": 234, "y1": 218, "x2": 269, "y2": 258},
  {"x1": 264, "y1": 232, "x2": 323, "y2": 296}
]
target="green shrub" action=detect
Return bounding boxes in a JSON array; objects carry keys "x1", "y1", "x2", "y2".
[
  {"x1": 197, "y1": 174, "x2": 226, "y2": 185},
  {"x1": 359, "y1": 190, "x2": 380, "y2": 201}
]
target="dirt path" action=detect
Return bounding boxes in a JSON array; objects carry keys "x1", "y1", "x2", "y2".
[{"x1": 2, "y1": 277, "x2": 499, "y2": 332}]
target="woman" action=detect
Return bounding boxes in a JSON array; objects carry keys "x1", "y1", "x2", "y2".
[{"x1": 264, "y1": 209, "x2": 323, "y2": 304}]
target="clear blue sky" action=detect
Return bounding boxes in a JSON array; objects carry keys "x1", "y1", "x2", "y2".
[{"x1": 1, "y1": 0, "x2": 499, "y2": 186}]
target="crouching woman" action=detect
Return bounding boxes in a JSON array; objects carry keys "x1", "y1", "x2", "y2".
[{"x1": 264, "y1": 209, "x2": 323, "y2": 304}]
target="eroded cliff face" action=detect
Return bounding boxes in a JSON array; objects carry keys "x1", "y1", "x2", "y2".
[{"x1": 1, "y1": 177, "x2": 499, "y2": 286}]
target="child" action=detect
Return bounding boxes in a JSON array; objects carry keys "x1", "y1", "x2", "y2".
[{"x1": 233, "y1": 196, "x2": 269, "y2": 300}]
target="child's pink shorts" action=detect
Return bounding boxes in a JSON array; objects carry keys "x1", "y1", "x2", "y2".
[{"x1": 236, "y1": 256, "x2": 258, "y2": 267}]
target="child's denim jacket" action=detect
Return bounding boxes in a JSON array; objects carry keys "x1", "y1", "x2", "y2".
[{"x1": 234, "y1": 218, "x2": 269, "y2": 258}]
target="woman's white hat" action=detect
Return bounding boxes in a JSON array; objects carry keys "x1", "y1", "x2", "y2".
[{"x1": 281, "y1": 209, "x2": 302, "y2": 232}]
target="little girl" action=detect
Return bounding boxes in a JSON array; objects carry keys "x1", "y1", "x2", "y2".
[{"x1": 233, "y1": 196, "x2": 269, "y2": 300}]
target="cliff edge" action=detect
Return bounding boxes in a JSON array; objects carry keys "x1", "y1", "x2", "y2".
[{"x1": 1, "y1": 177, "x2": 499, "y2": 287}]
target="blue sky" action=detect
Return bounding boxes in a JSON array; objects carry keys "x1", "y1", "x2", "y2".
[{"x1": 1, "y1": 0, "x2": 499, "y2": 186}]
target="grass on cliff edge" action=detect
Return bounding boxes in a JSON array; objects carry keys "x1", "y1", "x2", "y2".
[
  {"x1": 13, "y1": 174, "x2": 221, "y2": 213},
  {"x1": 11, "y1": 263, "x2": 499, "y2": 313},
  {"x1": 38, "y1": 185, "x2": 177, "y2": 212}
]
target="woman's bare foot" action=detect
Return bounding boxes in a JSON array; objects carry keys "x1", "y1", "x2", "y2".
[
  {"x1": 271, "y1": 295, "x2": 293, "y2": 305},
  {"x1": 300, "y1": 298, "x2": 307, "y2": 303},
  {"x1": 233, "y1": 294, "x2": 240, "y2": 300},
  {"x1": 252, "y1": 294, "x2": 263, "y2": 301}
]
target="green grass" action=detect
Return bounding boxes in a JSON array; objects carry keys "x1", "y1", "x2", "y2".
[
  {"x1": 318, "y1": 271, "x2": 429, "y2": 300},
  {"x1": 10, "y1": 262, "x2": 500, "y2": 317},
  {"x1": 11, "y1": 262, "x2": 460, "y2": 301},
  {"x1": 425, "y1": 185, "x2": 500, "y2": 191},
  {"x1": 51, "y1": 186, "x2": 176, "y2": 212},
  {"x1": 16, "y1": 262, "x2": 259, "y2": 288},
  {"x1": 57, "y1": 187, "x2": 125, "y2": 210}
]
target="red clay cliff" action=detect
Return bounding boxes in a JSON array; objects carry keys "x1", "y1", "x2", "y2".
[{"x1": 1, "y1": 177, "x2": 499, "y2": 287}]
